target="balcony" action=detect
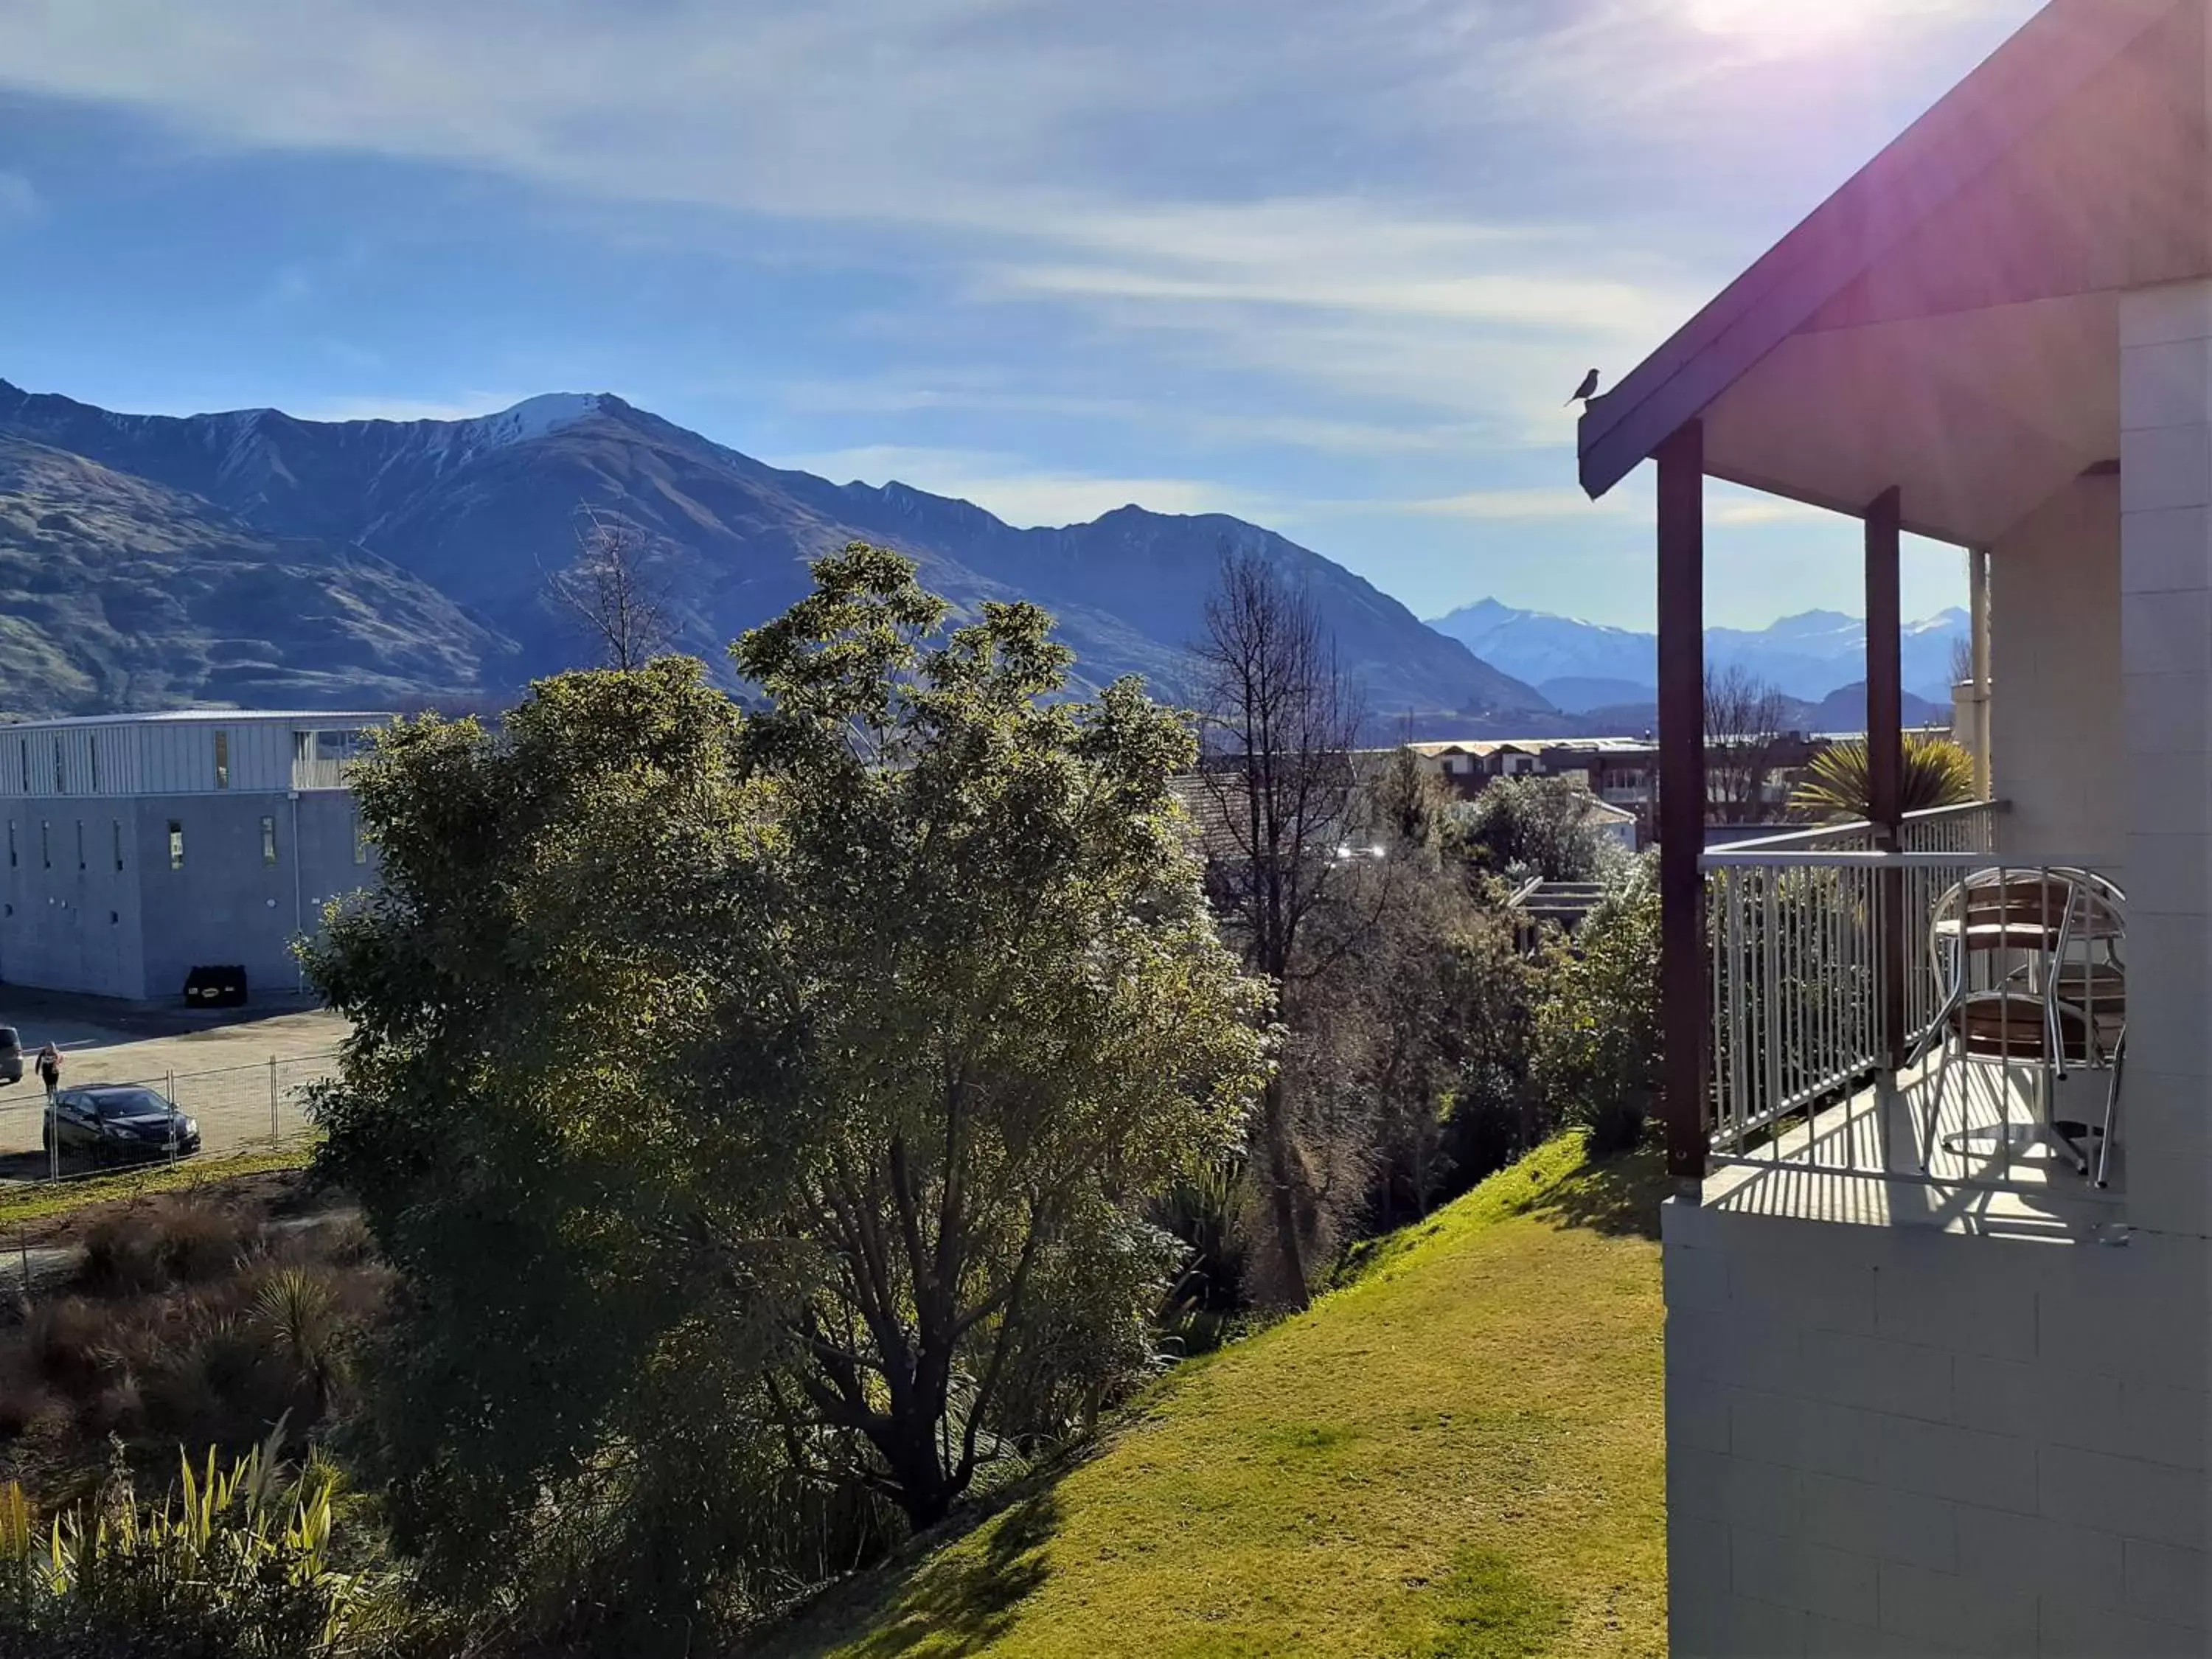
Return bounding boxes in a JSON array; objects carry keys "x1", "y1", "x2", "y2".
[{"x1": 1694, "y1": 803, "x2": 2132, "y2": 1237}]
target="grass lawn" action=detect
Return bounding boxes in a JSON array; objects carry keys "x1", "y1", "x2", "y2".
[
  {"x1": 756, "y1": 1135, "x2": 1669, "y2": 1659},
  {"x1": 0, "y1": 1145, "x2": 313, "y2": 1234}
]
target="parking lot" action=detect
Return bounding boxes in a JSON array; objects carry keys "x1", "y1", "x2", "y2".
[{"x1": 0, "y1": 992, "x2": 349, "y2": 1181}]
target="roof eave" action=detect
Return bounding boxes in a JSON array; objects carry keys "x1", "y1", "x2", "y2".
[{"x1": 1576, "y1": 0, "x2": 2180, "y2": 501}]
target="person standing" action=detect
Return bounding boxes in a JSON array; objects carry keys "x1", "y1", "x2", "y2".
[{"x1": 35, "y1": 1043, "x2": 60, "y2": 1102}]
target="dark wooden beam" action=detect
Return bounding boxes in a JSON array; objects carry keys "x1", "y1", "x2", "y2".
[
  {"x1": 1865, "y1": 486, "x2": 1905, "y2": 835},
  {"x1": 1865, "y1": 485, "x2": 1906, "y2": 1068},
  {"x1": 1657, "y1": 422, "x2": 1708, "y2": 1182}
]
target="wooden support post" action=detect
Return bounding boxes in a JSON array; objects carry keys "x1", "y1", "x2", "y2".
[
  {"x1": 1658, "y1": 422, "x2": 1708, "y2": 1181},
  {"x1": 1968, "y1": 545, "x2": 1992, "y2": 800},
  {"x1": 1865, "y1": 487, "x2": 1907, "y2": 1069}
]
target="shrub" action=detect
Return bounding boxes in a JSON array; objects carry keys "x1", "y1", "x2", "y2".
[
  {"x1": 77, "y1": 1201, "x2": 259, "y2": 1299},
  {"x1": 1453, "y1": 776, "x2": 1623, "y2": 885},
  {"x1": 1789, "y1": 733, "x2": 1975, "y2": 821},
  {"x1": 3, "y1": 1190, "x2": 387, "y2": 1495},
  {"x1": 0, "y1": 1427, "x2": 419, "y2": 1658},
  {"x1": 1531, "y1": 860, "x2": 1662, "y2": 1158}
]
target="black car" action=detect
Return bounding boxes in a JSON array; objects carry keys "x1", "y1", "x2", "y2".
[
  {"x1": 0, "y1": 1026, "x2": 18, "y2": 1087},
  {"x1": 44, "y1": 1085, "x2": 201, "y2": 1165}
]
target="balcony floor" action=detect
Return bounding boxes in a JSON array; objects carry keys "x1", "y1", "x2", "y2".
[{"x1": 1700, "y1": 1053, "x2": 2129, "y2": 1238}]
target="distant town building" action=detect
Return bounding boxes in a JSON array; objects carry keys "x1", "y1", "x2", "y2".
[
  {"x1": 0, "y1": 711, "x2": 390, "y2": 1002},
  {"x1": 1402, "y1": 728, "x2": 1947, "y2": 845}
]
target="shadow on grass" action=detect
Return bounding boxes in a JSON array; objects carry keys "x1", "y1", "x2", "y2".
[
  {"x1": 1396, "y1": 1546, "x2": 1571, "y2": 1659},
  {"x1": 1514, "y1": 1141, "x2": 1671, "y2": 1241},
  {"x1": 780, "y1": 1489, "x2": 1061, "y2": 1659}
]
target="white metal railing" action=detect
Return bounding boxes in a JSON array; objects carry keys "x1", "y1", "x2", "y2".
[{"x1": 1700, "y1": 802, "x2": 2003, "y2": 1166}]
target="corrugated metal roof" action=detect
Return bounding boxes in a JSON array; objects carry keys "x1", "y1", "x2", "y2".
[{"x1": 0, "y1": 710, "x2": 395, "y2": 731}]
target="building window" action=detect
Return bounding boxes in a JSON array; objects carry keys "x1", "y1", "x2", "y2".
[
  {"x1": 167, "y1": 821, "x2": 184, "y2": 871},
  {"x1": 4, "y1": 821, "x2": 12, "y2": 868},
  {"x1": 111, "y1": 820, "x2": 122, "y2": 872},
  {"x1": 88, "y1": 737, "x2": 100, "y2": 793},
  {"x1": 262, "y1": 815, "x2": 278, "y2": 867},
  {"x1": 17, "y1": 738, "x2": 26, "y2": 794},
  {"x1": 75, "y1": 820, "x2": 85, "y2": 871},
  {"x1": 213, "y1": 730, "x2": 230, "y2": 790},
  {"x1": 40, "y1": 821, "x2": 50, "y2": 869}
]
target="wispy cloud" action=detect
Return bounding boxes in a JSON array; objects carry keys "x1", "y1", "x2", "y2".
[
  {"x1": 1709, "y1": 495, "x2": 1842, "y2": 528},
  {"x1": 1367, "y1": 487, "x2": 1634, "y2": 523},
  {"x1": 0, "y1": 0, "x2": 2028, "y2": 623},
  {"x1": 0, "y1": 170, "x2": 38, "y2": 220},
  {"x1": 779, "y1": 376, "x2": 1494, "y2": 457}
]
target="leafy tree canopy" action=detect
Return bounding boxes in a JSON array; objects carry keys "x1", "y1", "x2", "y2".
[{"x1": 305, "y1": 544, "x2": 1267, "y2": 1636}]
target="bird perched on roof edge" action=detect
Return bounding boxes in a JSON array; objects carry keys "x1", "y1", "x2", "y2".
[{"x1": 1568, "y1": 369, "x2": 1601, "y2": 406}]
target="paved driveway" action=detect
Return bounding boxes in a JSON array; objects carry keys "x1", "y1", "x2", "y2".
[{"x1": 0, "y1": 993, "x2": 349, "y2": 1180}]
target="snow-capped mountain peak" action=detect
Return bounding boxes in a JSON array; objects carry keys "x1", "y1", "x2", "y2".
[
  {"x1": 458, "y1": 392, "x2": 608, "y2": 450},
  {"x1": 1428, "y1": 595, "x2": 1970, "y2": 708}
]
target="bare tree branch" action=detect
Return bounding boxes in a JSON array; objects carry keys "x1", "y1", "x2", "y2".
[
  {"x1": 1703, "y1": 664, "x2": 1791, "y2": 825},
  {"x1": 1186, "y1": 549, "x2": 1370, "y2": 1307},
  {"x1": 543, "y1": 505, "x2": 675, "y2": 670}
]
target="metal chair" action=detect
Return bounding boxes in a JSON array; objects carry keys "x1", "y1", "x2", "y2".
[{"x1": 1916, "y1": 867, "x2": 2125, "y2": 1184}]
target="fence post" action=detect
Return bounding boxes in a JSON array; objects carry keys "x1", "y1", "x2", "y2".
[{"x1": 270, "y1": 1056, "x2": 281, "y2": 1145}]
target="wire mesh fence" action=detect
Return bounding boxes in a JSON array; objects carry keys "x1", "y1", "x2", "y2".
[{"x1": 0, "y1": 1051, "x2": 338, "y2": 1186}]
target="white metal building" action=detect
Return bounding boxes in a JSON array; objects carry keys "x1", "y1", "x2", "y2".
[{"x1": 0, "y1": 711, "x2": 390, "y2": 1001}]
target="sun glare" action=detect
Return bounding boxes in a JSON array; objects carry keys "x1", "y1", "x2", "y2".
[{"x1": 1686, "y1": 0, "x2": 1874, "y2": 44}]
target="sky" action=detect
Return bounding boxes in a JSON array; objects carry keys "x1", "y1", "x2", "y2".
[{"x1": 0, "y1": 0, "x2": 2044, "y2": 629}]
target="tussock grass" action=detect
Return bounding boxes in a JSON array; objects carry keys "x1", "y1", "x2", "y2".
[
  {"x1": 758, "y1": 1134, "x2": 1668, "y2": 1658},
  {"x1": 0, "y1": 1180, "x2": 385, "y2": 1504}
]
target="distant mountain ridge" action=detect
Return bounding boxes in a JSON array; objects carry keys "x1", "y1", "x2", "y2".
[
  {"x1": 0, "y1": 380, "x2": 1557, "y2": 730},
  {"x1": 1427, "y1": 597, "x2": 1968, "y2": 709}
]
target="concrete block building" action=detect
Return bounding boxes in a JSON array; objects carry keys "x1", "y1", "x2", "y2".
[{"x1": 0, "y1": 711, "x2": 389, "y2": 1002}]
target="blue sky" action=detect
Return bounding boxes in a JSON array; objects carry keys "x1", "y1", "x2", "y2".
[{"x1": 0, "y1": 0, "x2": 2039, "y2": 628}]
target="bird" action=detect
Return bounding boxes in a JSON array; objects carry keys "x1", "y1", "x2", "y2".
[{"x1": 1568, "y1": 369, "x2": 1602, "y2": 406}]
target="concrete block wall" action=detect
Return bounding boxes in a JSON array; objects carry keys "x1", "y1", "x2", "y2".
[
  {"x1": 1989, "y1": 474, "x2": 2125, "y2": 871},
  {"x1": 1665, "y1": 1200, "x2": 2211, "y2": 1656},
  {"x1": 2119, "y1": 282, "x2": 2212, "y2": 1242}
]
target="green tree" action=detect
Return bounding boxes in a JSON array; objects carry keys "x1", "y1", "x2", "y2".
[
  {"x1": 305, "y1": 545, "x2": 1267, "y2": 1633},
  {"x1": 1455, "y1": 774, "x2": 1623, "y2": 885},
  {"x1": 1529, "y1": 859, "x2": 1662, "y2": 1157}
]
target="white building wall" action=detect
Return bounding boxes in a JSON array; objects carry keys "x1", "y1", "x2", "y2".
[
  {"x1": 1665, "y1": 1202, "x2": 2210, "y2": 1657},
  {"x1": 2118, "y1": 279, "x2": 2212, "y2": 1243},
  {"x1": 1988, "y1": 474, "x2": 2126, "y2": 871},
  {"x1": 1669, "y1": 291, "x2": 2212, "y2": 1658}
]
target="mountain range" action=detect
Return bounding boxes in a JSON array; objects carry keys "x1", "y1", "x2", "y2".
[
  {"x1": 1427, "y1": 597, "x2": 1969, "y2": 712},
  {"x1": 0, "y1": 381, "x2": 1556, "y2": 732}
]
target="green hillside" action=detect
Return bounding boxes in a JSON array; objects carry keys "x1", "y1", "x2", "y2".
[{"x1": 755, "y1": 1136, "x2": 1669, "y2": 1659}]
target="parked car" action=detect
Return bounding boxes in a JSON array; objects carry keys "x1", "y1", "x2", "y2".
[
  {"x1": 0, "y1": 1027, "x2": 19, "y2": 1086},
  {"x1": 43, "y1": 1085, "x2": 201, "y2": 1165}
]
